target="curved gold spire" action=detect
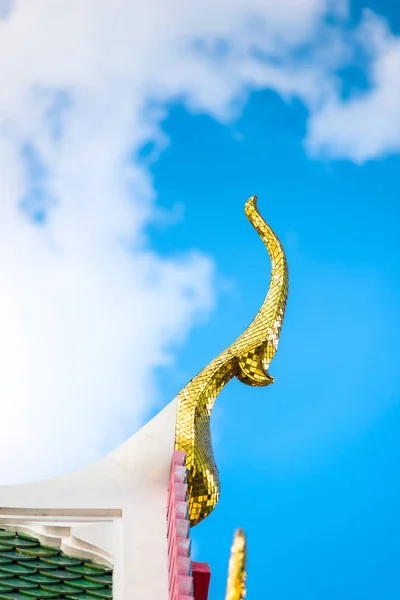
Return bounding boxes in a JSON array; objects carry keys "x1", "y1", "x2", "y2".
[
  {"x1": 175, "y1": 196, "x2": 289, "y2": 525},
  {"x1": 225, "y1": 529, "x2": 247, "y2": 600}
]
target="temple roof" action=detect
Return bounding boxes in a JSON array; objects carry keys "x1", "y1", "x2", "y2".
[
  {"x1": 0, "y1": 530, "x2": 112, "y2": 600},
  {"x1": 0, "y1": 399, "x2": 178, "y2": 599}
]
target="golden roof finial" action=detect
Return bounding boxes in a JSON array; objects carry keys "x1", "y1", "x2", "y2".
[
  {"x1": 225, "y1": 529, "x2": 247, "y2": 600},
  {"x1": 175, "y1": 196, "x2": 289, "y2": 525}
]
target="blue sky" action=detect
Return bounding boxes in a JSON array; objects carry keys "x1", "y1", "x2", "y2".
[
  {"x1": 1, "y1": 0, "x2": 400, "y2": 599},
  {"x1": 150, "y1": 93, "x2": 400, "y2": 598},
  {"x1": 146, "y1": 22, "x2": 400, "y2": 600}
]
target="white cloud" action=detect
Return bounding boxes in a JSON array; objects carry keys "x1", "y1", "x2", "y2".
[
  {"x1": 307, "y1": 11, "x2": 400, "y2": 162},
  {"x1": 0, "y1": 0, "x2": 397, "y2": 483}
]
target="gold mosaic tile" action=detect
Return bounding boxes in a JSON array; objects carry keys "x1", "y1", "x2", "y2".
[
  {"x1": 175, "y1": 196, "x2": 289, "y2": 526},
  {"x1": 225, "y1": 529, "x2": 247, "y2": 600}
]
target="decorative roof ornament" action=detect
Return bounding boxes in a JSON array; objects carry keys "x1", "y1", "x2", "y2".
[
  {"x1": 225, "y1": 529, "x2": 247, "y2": 600},
  {"x1": 0, "y1": 195, "x2": 289, "y2": 599},
  {"x1": 175, "y1": 195, "x2": 289, "y2": 526}
]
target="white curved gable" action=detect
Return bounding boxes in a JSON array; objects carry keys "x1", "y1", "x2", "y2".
[{"x1": 0, "y1": 398, "x2": 178, "y2": 600}]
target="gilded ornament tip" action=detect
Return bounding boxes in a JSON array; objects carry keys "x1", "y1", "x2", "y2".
[
  {"x1": 244, "y1": 194, "x2": 258, "y2": 214},
  {"x1": 225, "y1": 528, "x2": 247, "y2": 600}
]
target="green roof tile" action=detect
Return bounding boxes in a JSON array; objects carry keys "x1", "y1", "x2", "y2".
[
  {"x1": 67, "y1": 578, "x2": 104, "y2": 590},
  {"x1": 17, "y1": 562, "x2": 55, "y2": 572},
  {"x1": 65, "y1": 566, "x2": 100, "y2": 576},
  {"x1": 18, "y1": 549, "x2": 57, "y2": 559},
  {"x1": 40, "y1": 583, "x2": 80, "y2": 595},
  {"x1": 40, "y1": 557, "x2": 81, "y2": 568},
  {"x1": 21, "y1": 590, "x2": 59, "y2": 599},
  {"x1": 0, "y1": 566, "x2": 35, "y2": 577},
  {"x1": 0, "y1": 531, "x2": 112, "y2": 600},
  {"x1": 83, "y1": 563, "x2": 111, "y2": 573},
  {"x1": 0, "y1": 540, "x2": 38, "y2": 550},
  {"x1": 85, "y1": 575, "x2": 112, "y2": 586},
  {"x1": 19, "y1": 575, "x2": 54, "y2": 585},
  {"x1": 86, "y1": 588, "x2": 112, "y2": 599},
  {"x1": 0, "y1": 593, "x2": 38, "y2": 600},
  {"x1": 37, "y1": 570, "x2": 80, "y2": 581},
  {"x1": 66, "y1": 595, "x2": 101, "y2": 600},
  {"x1": 0, "y1": 584, "x2": 14, "y2": 592},
  {"x1": 15, "y1": 535, "x2": 38, "y2": 543},
  {"x1": 0, "y1": 554, "x2": 34, "y2": 563},
  {"x1": 0, "y1": 578, "x2": 37, "y2": 590}
]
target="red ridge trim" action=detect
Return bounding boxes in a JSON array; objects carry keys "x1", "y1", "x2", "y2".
[
  {"x1": 167, "y1": 452, "x2": 211, "y2": 600},
  {"x1": 192, "y1": 562, "x2": 211, "y2": 600},
  {"x1": 167, "y1": 451, "x2": 194, "y2": 600}
]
